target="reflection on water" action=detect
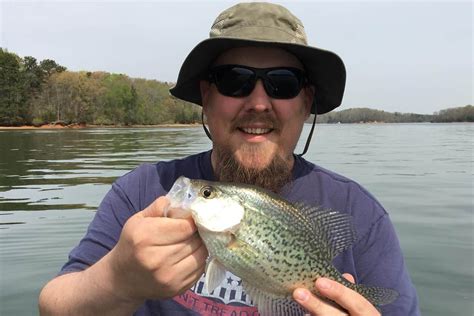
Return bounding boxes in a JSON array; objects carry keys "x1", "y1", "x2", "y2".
[
  {"x1": 0, "y1": 124, "x2": 472, "y2": 315},
  {"x1": 0, "y1": 128, "x2": 209, "y2": 213}
]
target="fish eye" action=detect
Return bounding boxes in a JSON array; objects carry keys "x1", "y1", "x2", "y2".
[{"x1": 200, "y1": 186, "x2": 214, "y2": 199}]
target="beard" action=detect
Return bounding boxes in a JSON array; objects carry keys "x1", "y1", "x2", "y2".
[{"x1": 213, "y1": 143, "x2": 293, "y2": 193}]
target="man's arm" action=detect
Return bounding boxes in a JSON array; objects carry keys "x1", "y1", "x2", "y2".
[
  {"x1": 39, "y1": 255, "x2": 142, "y2": 316},
  {"x1": 39, "y1": 197, "x2": 208, "y2": 315}
]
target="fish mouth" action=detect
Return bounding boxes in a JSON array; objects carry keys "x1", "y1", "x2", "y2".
[{"x1": 167, "y1": 176, "x2": 196, "y2": 211}]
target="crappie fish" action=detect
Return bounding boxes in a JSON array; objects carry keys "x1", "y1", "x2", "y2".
[{"x1": 166, "y1": 176, "x2": 398, "y2": 315}]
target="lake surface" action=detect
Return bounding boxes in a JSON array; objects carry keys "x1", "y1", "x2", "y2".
[{"x1": 0, "y1": 124, "x2": 472, "y2": 315}]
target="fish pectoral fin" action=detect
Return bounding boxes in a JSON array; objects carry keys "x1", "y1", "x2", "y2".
[
  {"x1": 204, "y1": 258, "x2": 227, "y2": 294},
  {"x1": 226, "y1": 233, "x2": 240, "y2": 249},
  {"x1": 242, "y1": 281, "x2": 306, "y2": 316},
  {"x1": 226, "y1": 234, "x2": 259, "y2": 257}
]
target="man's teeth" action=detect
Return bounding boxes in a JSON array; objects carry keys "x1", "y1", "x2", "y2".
[{"x1": 241, "y1": 127, "x2": 271, "y2": 135}]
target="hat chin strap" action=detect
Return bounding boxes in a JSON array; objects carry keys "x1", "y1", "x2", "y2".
[
  {"x1": 201, "y1": 110, "x2": 317, "y2": 157},
  {"x1": 298, "y1": 112, "x2": 317, "y2": 157},
  {"x1": 202, "y1": 111, "x2": 213, "y2": 140}
]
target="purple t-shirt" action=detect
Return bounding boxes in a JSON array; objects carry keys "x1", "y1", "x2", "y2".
[{"x1": 61, "y1": 150, "x2": 420, "y2": 315}]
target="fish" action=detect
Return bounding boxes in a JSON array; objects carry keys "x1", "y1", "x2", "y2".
[{"x1": 166, "y1": 176, "x2": 398, "y2": 315}]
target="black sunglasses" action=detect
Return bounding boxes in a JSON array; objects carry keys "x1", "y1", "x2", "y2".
[{"x1": 207, "y1": 64, "x2": 308, "y2": 99}]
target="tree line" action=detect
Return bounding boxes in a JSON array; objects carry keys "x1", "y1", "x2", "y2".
[
  {"x1": 316, "y1": 105, "x2": 473, "y2": 124},
  {"x1": 0, "y1": 49, "x2": 200, "y2": 126},
  {"x1": 1, "y1": 49, "x2": 472, "y2": 126}
]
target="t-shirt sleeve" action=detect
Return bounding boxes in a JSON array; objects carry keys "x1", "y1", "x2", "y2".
[
  {"x1": 59, "y1": 181, "x2": 135, "y2": 274},
  {"x1": 59, "y1": 163, "x2": 162, "y2": 275},
  {"x1": 353, "y1": 212, "x2": 420, "y2": 315},
  {"x1": 57, "y1": 154, "x2": 208, "y2": 276}
]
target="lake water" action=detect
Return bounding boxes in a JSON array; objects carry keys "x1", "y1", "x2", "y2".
[{"x1": 0, "y1": 124, "x2": 472, "y2": 315}]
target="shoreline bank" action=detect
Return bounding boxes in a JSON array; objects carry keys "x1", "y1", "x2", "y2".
[{"x1": 0, "y1": 123, "x2": 202, "y2": 130}]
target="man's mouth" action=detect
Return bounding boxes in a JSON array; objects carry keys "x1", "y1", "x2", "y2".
[{"x1": 239, "y1": 127, "x2": 273, "y2": 135}]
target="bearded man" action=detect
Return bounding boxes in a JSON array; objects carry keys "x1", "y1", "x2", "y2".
[{"x1": 39, "y1": 2, "x2": 419, "y2": 316}]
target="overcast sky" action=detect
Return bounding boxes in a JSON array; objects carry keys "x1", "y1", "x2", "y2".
[{"x1": 1, "y1": 0, "x2": 472, "y2": 114}]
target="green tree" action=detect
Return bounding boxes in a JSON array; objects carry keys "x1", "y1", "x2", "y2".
[
  {"x1": 39, "y1": 59, "x2": 66, "y2": 77},
  {"x1": 123, "y1": 85, "x2": 138, "y2": 125},
  {"x1": 433, "y1": 105, "x2": 474, "y2": 122},
  {"x1": 0, "y1": 49, "x2": 27, "y2": 125},
  {"x1": 21, "y1": 56, "x2": 44, "y2": 93}
]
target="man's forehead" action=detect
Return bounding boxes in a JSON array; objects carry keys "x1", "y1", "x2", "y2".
[{"x1": 213, "y1": 46, "x2": 304, "y2": 69}]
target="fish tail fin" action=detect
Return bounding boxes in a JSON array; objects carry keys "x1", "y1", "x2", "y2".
[{"x1": 349, "y1": 283, "x2": 399, "y2": 306}]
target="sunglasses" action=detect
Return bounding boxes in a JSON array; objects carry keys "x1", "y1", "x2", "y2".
[{"x1": 207, "y1": 64, "x2": 308, "y2": 99}]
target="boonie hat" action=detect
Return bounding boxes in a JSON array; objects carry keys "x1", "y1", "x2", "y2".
[{"x1": 170, "y1": 2, "x2": 346, "y2": 115}]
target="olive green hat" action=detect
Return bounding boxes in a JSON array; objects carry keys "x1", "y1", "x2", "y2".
[{"x1": 170, "y1": 2, "x2": 346, "y2": 115}]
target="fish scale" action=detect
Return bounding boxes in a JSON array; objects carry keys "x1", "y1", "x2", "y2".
[
  {"x1": 166, "y1": 176, "x2": 399, "y2": 315},
  {"x1": 236, "y1": 193, "x2": 335, "y2": 281}
]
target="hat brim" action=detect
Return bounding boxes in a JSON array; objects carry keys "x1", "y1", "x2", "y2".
[{"x1": 169, "y1": 38, "x2": 346, "y2": 115}]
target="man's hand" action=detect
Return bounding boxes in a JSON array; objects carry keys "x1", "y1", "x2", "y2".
[
  {"x1": 292, "y1": 274, "x2": 381, "y2": 316},
  {"x1": 39, "y1": 196, "x2": 208, "y2": 316},
  {"x1": 105, "y1": 196, "x2": 208, "y2": 303}
]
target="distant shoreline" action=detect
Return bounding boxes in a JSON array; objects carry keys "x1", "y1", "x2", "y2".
[
  {"x1": 2, "y1": 122, "x2": 472, "y2": 130},
  {"x1": 0, "y1": 123, "x2": 202, "y2": 130}
]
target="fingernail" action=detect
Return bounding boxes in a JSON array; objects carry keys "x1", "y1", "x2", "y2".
[
  {"x1": 317, "y1": 278, "x2": 332, "y2": 290},
  {"x1": 294, "y1": 289, "x2": 309, "y2": 302}
]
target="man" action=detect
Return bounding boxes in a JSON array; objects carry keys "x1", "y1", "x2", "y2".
[{"x1": 39, "y1": 2, "x2": 419, "y2": 315}]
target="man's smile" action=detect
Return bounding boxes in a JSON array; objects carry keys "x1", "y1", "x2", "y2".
[{"x1": 238, "y1": 127, "x2": 273, "y2": 135}]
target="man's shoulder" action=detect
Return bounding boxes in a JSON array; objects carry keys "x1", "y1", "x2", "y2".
[
  {"x1": 294, "y1": 158, "x2": 395, "y2": 258},
  {"x1": 292, "y1": 157, "x2": 387, "y2": 218},
  {"x1": 299, "y1": 160, "x2": 353, "y2": 183},
  {"x1": 115, "y1": 151, "x2": 212, "y2": 191},
  {"x1": 295, "y1": 156, "x2": 360, "y2": 185}
]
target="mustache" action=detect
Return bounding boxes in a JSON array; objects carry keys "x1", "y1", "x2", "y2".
[{"x1": 232, "y1": 114, "x2": 280, "y2": 130}]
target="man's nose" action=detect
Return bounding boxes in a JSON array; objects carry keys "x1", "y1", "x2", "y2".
[{"x1": 244, "y1": 79, "x2": 272, "y2": 112}]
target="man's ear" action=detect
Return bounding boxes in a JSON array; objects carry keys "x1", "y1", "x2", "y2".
[{"x1": 200, "y1": 80, "x2": 211, "y2": 114}]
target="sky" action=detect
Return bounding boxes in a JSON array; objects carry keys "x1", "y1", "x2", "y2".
[{"x1": 1, "y1": 0, "x2": 472, "y2": 114}]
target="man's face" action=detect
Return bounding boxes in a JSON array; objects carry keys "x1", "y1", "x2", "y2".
[{"x1": 200, "y1": 46, "x2": 313, "y2": 189}]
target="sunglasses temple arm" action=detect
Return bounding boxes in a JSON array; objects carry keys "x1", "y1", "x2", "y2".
[
  {"x1": 297, "y1": 112, "x2": 317, "y2": 157},
  {"x1": 202, "y1": 111, "x2": 213, "y2": 141}
]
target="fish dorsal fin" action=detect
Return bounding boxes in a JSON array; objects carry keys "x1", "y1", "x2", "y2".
[
  {"x1": 242, "y1": 281, "x2": 306, "y2": 316},
  {"x1": 293, "y1": 202, "x2": 357, "y2": 259},
  {"x1": 204, "y1": 258, "x2": 227, "y2": 294}
]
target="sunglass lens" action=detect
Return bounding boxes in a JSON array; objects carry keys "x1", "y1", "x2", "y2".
[
  {"x1": 214, "y1": 66, "x2": 255, "y2": 97},
  {"x1": 210, "y1": 66, "x2": 305, "y2": 99},
  {"x1": 266, "y1": 69, "x2": 302, "y2": 98}
]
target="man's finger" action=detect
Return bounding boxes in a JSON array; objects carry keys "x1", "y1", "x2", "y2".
[
  {"x1": 293, "y1": 288, "x2": 347, "y2": 316},
  {"x1": 142, "y1": 196, "x2": 170, "y2": 218},
  {"x1": 176, "y1": 241, "x2": 209, "y2": 281},
  {"x1": 168, "y1": 233, "x2": 206, "y2": 264},
  {"x1": 315, "y1": 278, "x2": 380, "y2": 316},
  {"x1": 342, "y1": 273, "x2": 355, "y2": 283},
  {"x1": 144, "y1": 217, "x2": 197, "y2": 245},
  {"x1": 166, "y1": 206, "x2": 192, "y2": 219}
]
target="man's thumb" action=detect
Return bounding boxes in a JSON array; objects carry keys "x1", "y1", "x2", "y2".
[{"x1": 141, "y1": 196, "x2": 170, "y2": 217}]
